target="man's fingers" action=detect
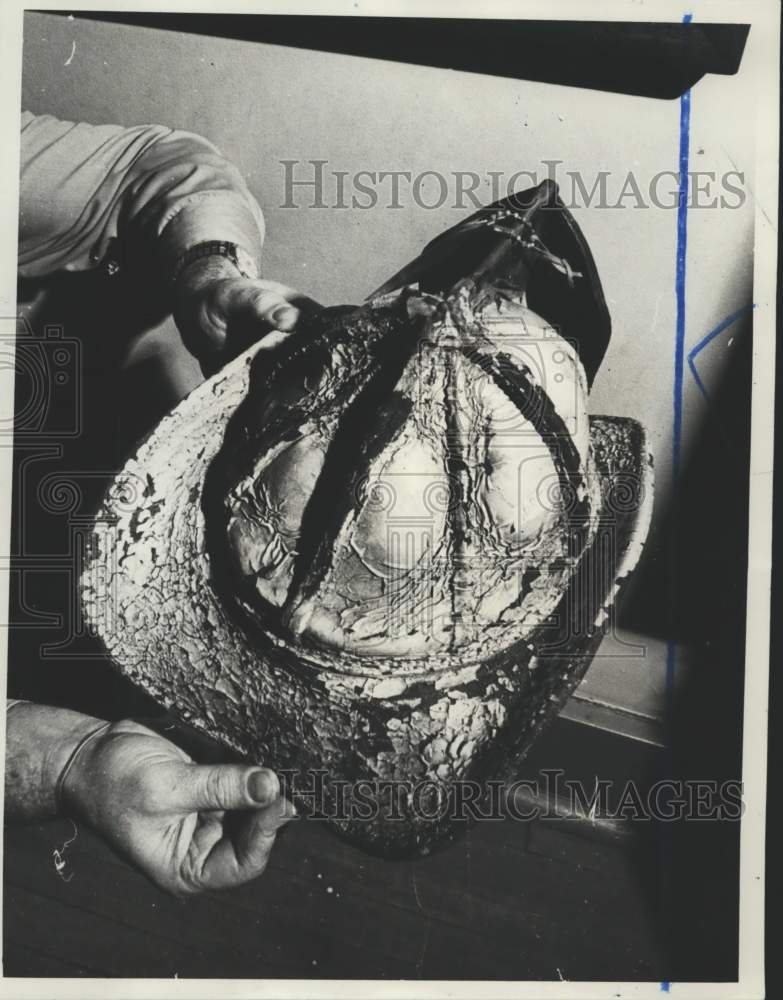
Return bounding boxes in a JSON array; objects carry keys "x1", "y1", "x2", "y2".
[
  {"x1": 219, "y1": 279, "x2": 321, "y2": 332},
  {"x1": 243, "y1": 279, "x2": 314, "y2": 331},
  {"x1": 175, "y1": 273, "x2": 322, "y2": 371},
  {"x1": 193, "y1": 279, "x2": 322, "y2": 376},
  {"x1": 235, "y1": 796, "x2": 298, "y2": 874},
  {"x1": 192, "y1": 796, "x2": 297, "y2": 892},
  {"x1": 244, "y1": 278, "x2": 321, "y2": 315},
  {"x1": 169, "y1": 762, "x2": 281, "y2": 813}
]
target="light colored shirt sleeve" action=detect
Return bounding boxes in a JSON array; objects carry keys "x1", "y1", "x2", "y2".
[{"x1": 18, "y1": 110, "x2": 265, "y2": 283}]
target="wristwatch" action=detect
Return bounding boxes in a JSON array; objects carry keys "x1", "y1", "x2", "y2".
[{"x1": 172, "y1": 240, "x2": 260, "y2": 286}]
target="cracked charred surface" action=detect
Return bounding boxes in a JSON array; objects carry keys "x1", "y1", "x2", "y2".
[
  {"x1": 82, "y1": 286, "x2": 652, "y2": 857},
  {"x1": 209, "y1": 284, "x2": 599, "y2": 664}
]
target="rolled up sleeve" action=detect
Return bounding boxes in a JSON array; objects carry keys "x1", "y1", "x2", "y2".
[{"x1": 18, "y1": 110, "x2": 265, "y2": 283}]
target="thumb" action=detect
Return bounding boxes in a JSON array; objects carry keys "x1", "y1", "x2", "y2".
[
  {"x1": 214, "y1": 279, "x2": 320, "y2": 332},
  {"x1": 170, "y1": 763, "x2": 281, "y2": 813},
  {"x1": 193, "y1": 279, "x2": 321, "y2": 376}
]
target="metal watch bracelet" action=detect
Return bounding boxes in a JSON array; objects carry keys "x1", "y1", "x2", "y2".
[{"x1": 171, "y1": 240, "x2": 260, "y2": 286}]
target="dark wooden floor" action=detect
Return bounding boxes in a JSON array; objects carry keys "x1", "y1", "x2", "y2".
[
  {"x1": 2, "y1": 718, "x2": 668, "y2": 982},
  {"x1": 3, "y1": 798, "x2": 661, "y2": 981},
  {"x1": 2, "y1": 717, "x2": 740, "y2": 982}
]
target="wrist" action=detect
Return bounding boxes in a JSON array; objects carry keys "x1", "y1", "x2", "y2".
[
  {"x1": 173, "y1": 254, "x2": 243, "y2": 299},
  {"x1": 56, "y1": 720, "x2": 114, "y2": 820},
  {"x1": 4, "y1": 703, "x2": 110, "y2": 821}
]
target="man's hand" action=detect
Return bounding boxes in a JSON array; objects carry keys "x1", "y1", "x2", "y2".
[
  {"x1": 172, "y1": 256, "x2": 320, "y2": 375},
  {"x1": 61, "y1": 718, "x2": 296, "y2": 896}
]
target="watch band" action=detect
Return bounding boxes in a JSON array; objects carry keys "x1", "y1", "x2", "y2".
[{"x1": 171, "y1": 240, "x2": 260, "y2": 285}]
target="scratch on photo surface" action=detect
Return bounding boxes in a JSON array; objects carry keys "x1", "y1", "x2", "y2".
[
  {"x1": 721, "y1": 145, "x2": 773, "y2": 230},
  {"x1": 411, "y1": 865, "x2": 426, "y2": 914},
  {"x1": 588, "y1": 777, "x2": 600, "y2": 823},
  {"x1": 52, "y1": 820, "x2": 78, "y2": 882},
  {"x1": 64, "y1": 40, "x2": 76, "y2": 67}
]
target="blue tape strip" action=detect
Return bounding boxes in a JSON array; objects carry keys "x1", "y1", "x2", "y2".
[{"x1": 666, "y1": 11, "x2": 694, "y2": 718}]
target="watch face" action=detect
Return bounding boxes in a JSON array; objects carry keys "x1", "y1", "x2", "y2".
[{"x1": 235, "y1": 246, "x2": 260, "y2": 280}]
